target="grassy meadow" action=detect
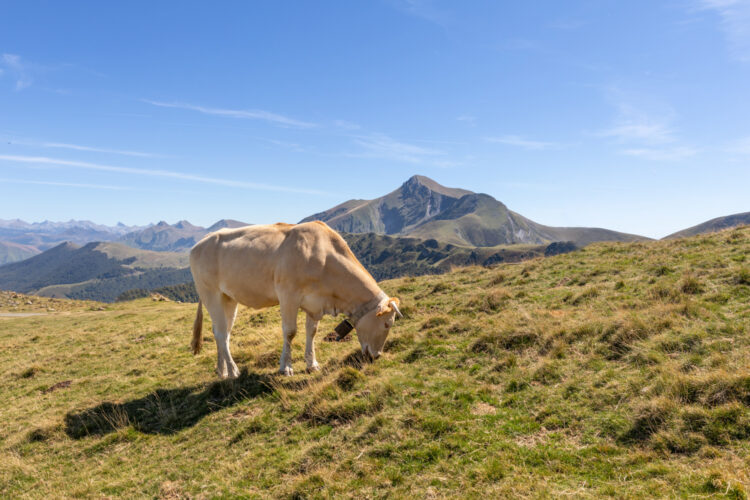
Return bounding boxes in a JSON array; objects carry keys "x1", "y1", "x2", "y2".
[{"x1": 1, "y1": 227, "x2": 749, "y2": 498}]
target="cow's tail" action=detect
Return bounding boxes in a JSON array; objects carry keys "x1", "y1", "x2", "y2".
[{"x1": 191, "y1": 300, "x2": 203, "y2": 354}]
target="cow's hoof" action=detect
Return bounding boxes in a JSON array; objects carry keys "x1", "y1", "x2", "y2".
[
  {"x1": 306, "y1": 362, "x2": 320, "y2": 373},
  {"x1": 280, "y1": 366, "x2": 294, "y2": 376}
]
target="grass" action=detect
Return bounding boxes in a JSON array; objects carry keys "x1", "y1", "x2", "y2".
[{"x1": 1, "y1": 227, "x2": 749, "y2": 498}]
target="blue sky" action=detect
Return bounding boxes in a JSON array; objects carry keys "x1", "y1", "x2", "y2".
[{"x1": 0, "y1": 0, "x2": 748, "y2": 238}]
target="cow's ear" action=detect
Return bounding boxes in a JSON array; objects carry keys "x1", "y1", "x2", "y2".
[
  {"x1": 376, "y1": 300, "x2": 390, "y2": 317},
  {"x1": 376, "y1": 297, "x2": 401, "y2": 317}
]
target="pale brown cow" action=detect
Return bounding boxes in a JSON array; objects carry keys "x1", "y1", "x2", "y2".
[{"x1": 189, "y1": 221, "x2": 401, "y2": 378}]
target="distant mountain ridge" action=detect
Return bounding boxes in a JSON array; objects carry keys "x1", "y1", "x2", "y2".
[
  {"x1": 0, "y1": 219, "x2": 150, "y2": 265},
  {"x1": 663, "y1": 212, "x2": 750, "y2": 240},
  {"x1": 117, "y1": 219, "x2": 250, "y2": 252},
  {"x1": 0, "y1": 218, "x2": 144, "y2": 235},
  {"x1": 302, "y1": 175, "x2": 648, "y2": 247},
  {"x1": 0, "y1": 218, "x2": 251, "y2": 264}
]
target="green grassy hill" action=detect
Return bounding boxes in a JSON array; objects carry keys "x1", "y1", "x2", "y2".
[{"x1": 1, "y1": 227, "x2": 749, "y2": 498}]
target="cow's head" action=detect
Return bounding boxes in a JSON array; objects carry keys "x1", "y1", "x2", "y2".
[{"x1": 355, "y1": 296, "x2": 402, "y2": 359}]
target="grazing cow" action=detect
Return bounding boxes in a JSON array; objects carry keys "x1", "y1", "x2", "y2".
[{"x1": 189, "y1": 221, "x2": 402, "y2": 378}]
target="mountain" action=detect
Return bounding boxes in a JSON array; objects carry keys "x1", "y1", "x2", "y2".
[
  {"x1": 207, "y1": 219, "x2": 251, "y2": 232},
  {"x1": 0, "y1": 241, "x2": 40, "y2": 265},
  {"x1": 0, "y1": 219, "x2": 149, "y2": 264},
  {"x1": 117, "y1": 220, "x2": 206, "y2": 252},
  {"x1": 0, "y1": 241, "x2": 190, "y2": 302},
  {"x1": 0, "y1": 218, "x2": 143, "y2": 235},
  {"x1": 118, "y1": 219, "x2": 251, "y2": 252},
  {"x1": 663, "y1": 211, "x2": 750, "y2": 239},
  {"x1": 0, "y1": 219, "x2": 253, "y2": 263},
  {"x1": 301, "y1": 175, "x2": 648, "y2": 247}
]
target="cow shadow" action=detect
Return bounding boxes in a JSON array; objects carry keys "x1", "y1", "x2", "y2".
[{"x1": 64, "y1": 369, "x2": 273, "y2": 438}]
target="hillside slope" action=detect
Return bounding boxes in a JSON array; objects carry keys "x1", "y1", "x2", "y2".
[
  {"x1": 1, "y1": 227, "x2": 748, "y2": 497},
  {"x1": 302, "y1": 175, "x2": 648, "y2": 247},
  {"x1": 0, "y1": 241, "x2": 40, "y2": 265},
  {"x1": 0, "y1": 242, "x2": 189, "y2": 302},
  {"x1": 665, "y1": 211, "x2": 750, "y2": 239}
]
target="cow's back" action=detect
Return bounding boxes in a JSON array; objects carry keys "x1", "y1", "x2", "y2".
[{"x1": 190, "y1": 223, "x2": 293, "y2": 308}]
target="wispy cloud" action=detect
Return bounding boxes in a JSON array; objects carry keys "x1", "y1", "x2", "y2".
[
  {"x1": 599, "y1": 122, "x2": 675, "y2": 144},
  {"x1": 350, "y1": 133, "x2": 445, "y2": 164},
  {"x1": 727, "y1": 135, "x2": 750, "y2": 154},
  {"x1": 598, "y1": 92, "x2": 698, "y2": 161},
  {"x1": 143, "y1": 100, "x2": 317, "y2": 128},
  {"x1": 697, "y1": 0, "x2": 750, "y2": 62},
  {"x1": 621, "y1": 147, "x2": 699, "y2": 161},
  {"x1": 485, "y1": 135, "x2": 562, "y2": 150},
  {"x1": 598, "y1": 100, "x2": 676, "y2": 144},
  {"x1": 3, "y1": 136, "x2": 167, "y2": 158},
  {"x1": 1, "y1": 54, "x2": 33, "y2": 90},
  {"x1": 0, "y1": 177, "x2": 133, "y2": 191},
  {"x1": 457, "y1": 115, "x2": 477, "y2": 126},
  {"x1": 549, "y1": 18, "x2": 588, "y2": 31},
  {"x1": 333, "y1": 119, "x2": 361, "y2": 130},
  {"x1": 255, "y1": 137, "x2": 306, "y2": 153},
  {"x1": 0, "y1": 154, "x2": 325, "y2": 195},
  {"x1": 394, "y1": 0, "x2": 451, "y2": 27},
  {"x1": 41, "y1": 142, "x2": 166, "y2": 158}
]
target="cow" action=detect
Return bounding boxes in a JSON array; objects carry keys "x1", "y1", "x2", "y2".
[{"x1": 189, "y1": 221, "x2": 402, "y2": 378}]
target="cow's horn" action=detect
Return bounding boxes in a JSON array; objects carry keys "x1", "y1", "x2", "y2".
[{"x1": 390, "y1": 300, "x2": 403, "y2": 318}]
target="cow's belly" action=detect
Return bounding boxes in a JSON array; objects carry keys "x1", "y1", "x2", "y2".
[
  {"x1": 218, "y1": 266, "x2": 279, "y2": 309},
  {"x1": 225, "y1": 286, "x2": 279, "y2": 309}
]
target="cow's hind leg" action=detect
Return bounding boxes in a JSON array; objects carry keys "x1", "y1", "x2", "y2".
[
  {"x1": 305, "y1": 313, "x2": 320, "y2": 372},
  {"x1": 203, "y1": 292, "x2": 240, "y2": 379},
  {"x1": 279, "y1": 299, "x2": 299, "y2": 376}
]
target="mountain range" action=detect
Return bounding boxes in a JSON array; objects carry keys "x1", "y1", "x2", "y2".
[
  {"x1": 0, "y1": 218, "x2": 250, "y2": 264},
  {"x1": 117, "y1": 219, "x2": 249, "y2": 252},
  {"x1": 0, "y1": 218, "x2": 148, "y2": 265},
  {"x1": 0, "y1": 230, "x2": 559, "y2": 302},
  {"x1": 301, "y1": 175, "x2": 648, "y2": 247},
  {"x1": 0, "y1": 175, "x2": 747, "y2": 302}
]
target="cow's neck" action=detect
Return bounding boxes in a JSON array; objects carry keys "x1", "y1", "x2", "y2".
[{"x1": 330, "y1": 253, "x2": 384, "y2": 317}]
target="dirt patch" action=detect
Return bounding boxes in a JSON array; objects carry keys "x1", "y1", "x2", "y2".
[
  {"x1": 43, "y1": 380, "x2": 72, "y2": 394},
  {"x1": 514, "y1": 427, "x2": 554, "y2": 448},
  {"x1": 471, "y1": 402, "x2": 497, "y2": 416},
  {"x1": 323, "y1": 331, "x2": 352, "y2": 342}
]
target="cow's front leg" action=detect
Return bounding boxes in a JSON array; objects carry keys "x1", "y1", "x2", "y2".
[
  {"x1": 305, "y1": 314, "x2": 320, "y2": 372},
  {"x1": 279, "y1": 301, "x2": 298, "y2": 376}
]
